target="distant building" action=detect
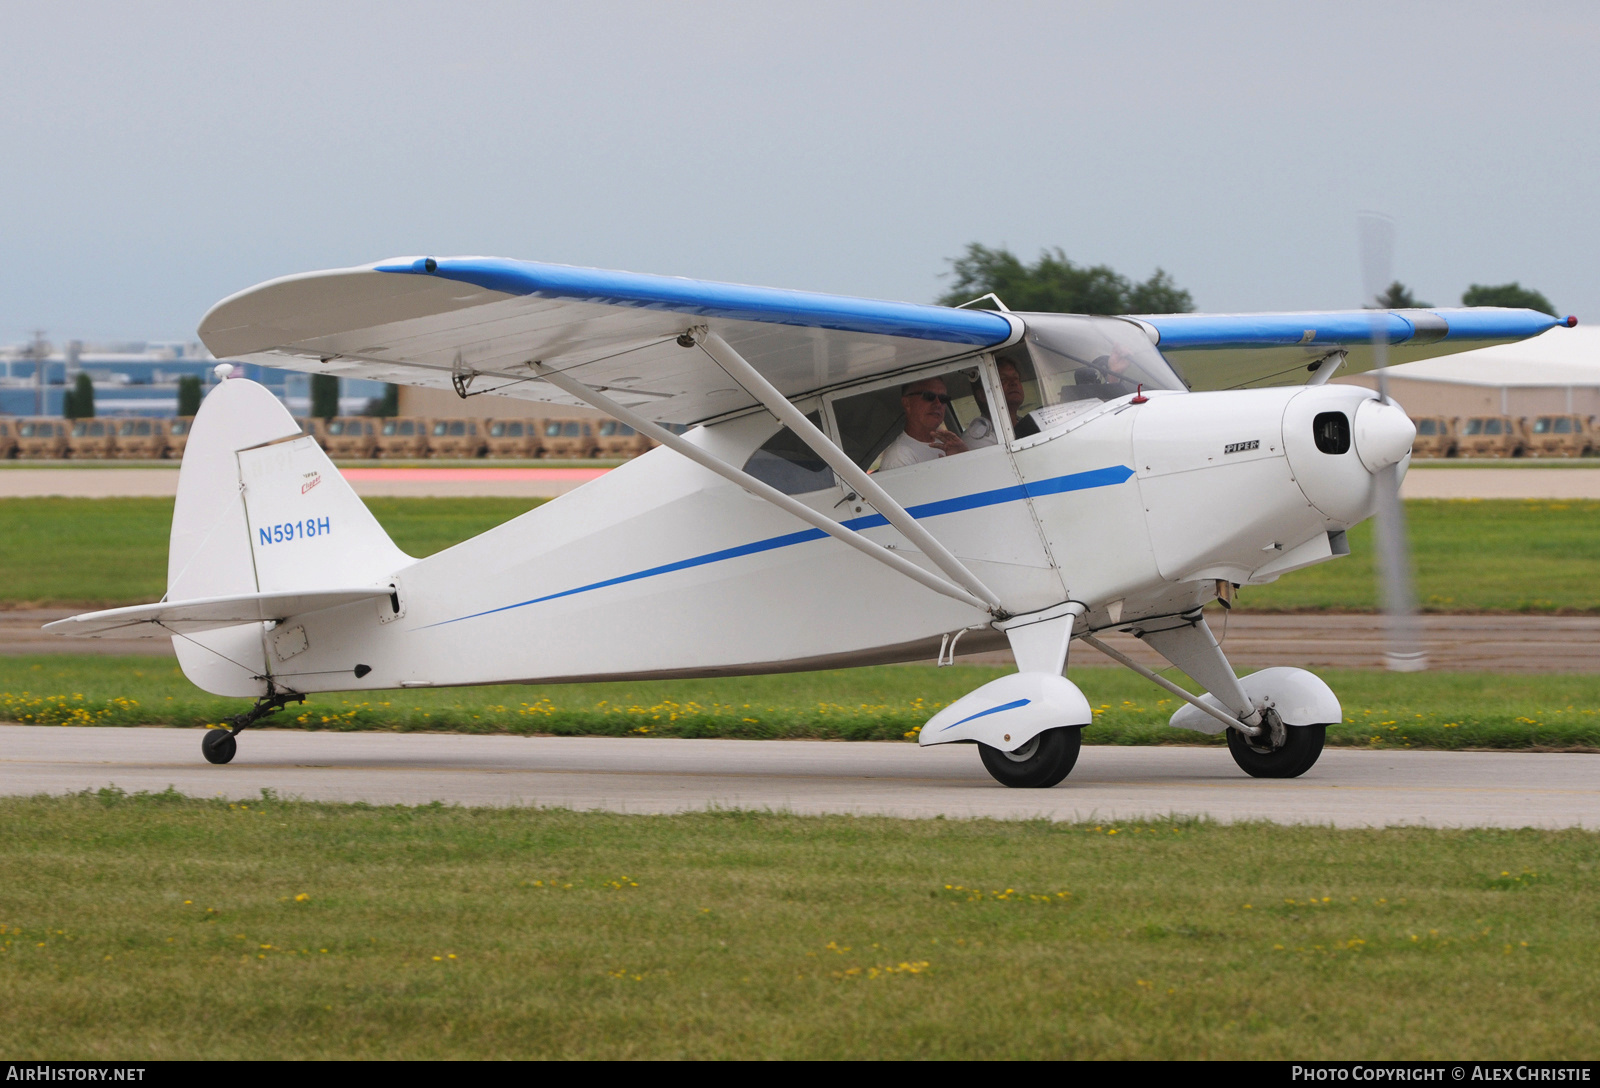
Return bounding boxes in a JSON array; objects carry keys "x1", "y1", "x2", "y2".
[
  {"x1": 0, "y1": 338, "x2": 387, "y2": 418},
  {"x1": 1337, "y1": 326, "x2": 1600, "y2": 419}
]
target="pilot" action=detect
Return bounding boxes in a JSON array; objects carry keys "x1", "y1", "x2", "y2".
[
  {"x1": 878, "y1": 376, "x2": 968, "y2": 469},
  {"x1": 1070, "y1": 343, "x2": 1141, "y2": 400},
  {"x1": 964, "y1": 358, "x2": 1032, "y2": 447}
]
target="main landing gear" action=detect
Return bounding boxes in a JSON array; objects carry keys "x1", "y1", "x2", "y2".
[
  {"x1": 1225, "y1": 709, "x2": 1327, "y2": 779},
  {"x1": 978, "y1": 727, "x2": 1082, "y2": 789},
  {"x1": 201, "y1": 682, "x2": 305, "y2": 765}
]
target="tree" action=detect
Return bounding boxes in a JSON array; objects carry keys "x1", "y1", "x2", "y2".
[
  {"x1": 1461, "y1": 282, "x2": 1556, "y2": 316},
  {"x1": 1368, "y1": 281, "x2": 1431, "y2": 309},
  {"x1": 364, "y1": 383, "x2": 400, "y2": 417},
  {"x1": 62, "y1": 373, "x2": 95, "y2": 419},
  {"x1": 310, "y1": 374, "x2": 340, "y2": 420},
  {"x1": 176, "y1": 375, "x2": 202, "y2": 417},
  {"x1": 937, "y1": 243, "x2": 1194, "y2": 315}
]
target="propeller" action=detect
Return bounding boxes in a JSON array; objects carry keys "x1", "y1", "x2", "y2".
[{"x1": 1357, "y1": 212, "x2": 1427, "y2": 671}]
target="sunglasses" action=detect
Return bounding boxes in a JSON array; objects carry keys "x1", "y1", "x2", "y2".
[{"x1": 906, "y1": 391, "x2": 952, "y2": 405}]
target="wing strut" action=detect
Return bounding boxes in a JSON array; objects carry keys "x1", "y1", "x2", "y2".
[
  {"x1": 529, "y1": 363, "x2": 997, "y2": 615},
  {"x1": 693, "y1": 329, "x2": 1007, "y2": 615}
]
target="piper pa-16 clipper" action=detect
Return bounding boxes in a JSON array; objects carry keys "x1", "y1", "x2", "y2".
[{"x1": 48, "y1": 255, "x2": 1572, "y2": 785}]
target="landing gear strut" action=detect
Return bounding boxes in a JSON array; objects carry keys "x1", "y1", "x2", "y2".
[{"x1": 201, "y1": 682, "x2": 305, "y2": 765}]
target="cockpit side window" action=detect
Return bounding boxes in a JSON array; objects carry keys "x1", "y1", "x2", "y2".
[
  {"x1": 1007, "y1": 314, "x2": 1186, "y2": 434},
  {"x1": 741, "y1": 412, "x2": 832, "y2": 495},
  {"x1": 830, "y1": 367, "x2": 987, "y2": 472}
]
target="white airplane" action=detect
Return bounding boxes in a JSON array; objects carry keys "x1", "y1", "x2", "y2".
[{"x1": 47, "y1": 255, "x2": 1571, "y2": 785}]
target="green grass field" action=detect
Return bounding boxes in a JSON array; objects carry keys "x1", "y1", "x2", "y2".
[
  {"x1": 1, "y1": 496, "x2": 1595, "y2": 611},
  {"x1": 5, "y1": 655, "x2": 1597, "y2": 750},
  {"x1": 2, "y1": 791, "x2": 1595, "y2": 1059},
  {"x1": 0, "y1": 497, "x2": 544, "y2": 607}
]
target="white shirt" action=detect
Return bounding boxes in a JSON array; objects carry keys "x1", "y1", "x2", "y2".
[
  {"x1": 877, "y1": 429, "x2": 945, "y2": 470},
  {"x1": 962, "y1": 416, "x2": 999, "y2": 449}
]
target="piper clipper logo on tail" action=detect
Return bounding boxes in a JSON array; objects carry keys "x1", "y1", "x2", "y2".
[{"x1": 301, "y1": 471, "x2": 322, "y2": 495}]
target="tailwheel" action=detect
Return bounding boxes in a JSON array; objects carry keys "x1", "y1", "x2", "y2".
[
  {"x1": 978, "y1": 727, "x2": 1082, "y2": 789},
  {"x1": 1226, "y1": 710, "x2": 1326, "y2": 778},
  {"x1": 201, "y1": 728, "x2": 237, "y2": 765}
]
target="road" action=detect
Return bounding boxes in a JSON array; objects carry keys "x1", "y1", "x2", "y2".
[{"x1": 2, "y1": 725, "x2": 1594, "y2": 828}]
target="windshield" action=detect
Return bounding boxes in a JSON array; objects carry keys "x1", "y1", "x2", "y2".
[{"x1": 1009, "y1": 314, "x2": 1185, "y2": 431}]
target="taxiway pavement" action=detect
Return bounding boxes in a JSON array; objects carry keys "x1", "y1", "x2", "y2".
[{"x1": 3, "y1": 725, "x2": 1594, "y2": 829}]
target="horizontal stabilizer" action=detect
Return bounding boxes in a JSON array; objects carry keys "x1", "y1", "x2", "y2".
[{"x1": 44, "y1": 587, "x2": 394, "y2": 638}]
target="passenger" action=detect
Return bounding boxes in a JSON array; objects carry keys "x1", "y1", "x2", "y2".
[
  {"x1": 963, "y1": 359, "x2": 1031, "y2": 447},
  {"x1": 878, "y1": 376, "x2": 968, "y2": 470}
]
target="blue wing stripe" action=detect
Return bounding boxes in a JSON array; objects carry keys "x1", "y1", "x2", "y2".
[
  {"x1": 422, "y1": 464, "x2": 1133, "y2": 629},
  {"x1": 375, "y1": 256, "x2": 1016, "y2": 347},
  {"x1": 1141, "y1": 309, "x2": 1559, "y2": 350}
]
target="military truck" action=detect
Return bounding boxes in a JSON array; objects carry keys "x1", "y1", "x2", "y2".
[
  {"x1": 595, "y1": 420, "x2": 654, "y2": 458},
  {"x1": 15, "y1": 419, "x2": 69, "y2": 458},
  {"x1": 427, "y1": 418, "x2": 487, "y2": 458},
  {"x1": 321, "y1": 416, "x2": 380, "y2": 459},
  {"x1": 1410, "y1": 415, "x2": 1457, "y2": 458},
  {"x1": 1526, "y1": 415, "x2": 1594, "y2": 458},
  {"x1": 485, "y1": 419, "x2": 544, "y2": 458},
  {"x1": 376, "y1": 417, "x2": 429, "y2": 458},
  {"x1": 1458, "y1": 415, "x2": 1527, "y2": 458},
  {"x1": 166, "y1": 417, "x2": 194, "y2": 459},
  {"x1": 113, "y1": 418, "x2": 171, "y2": 459},
  {"x1": 67, "y1": 419, "x2": 117, "y2": 459},
  {"x1": 538, "y1": 418, "x2": 598, "y2": 459}
]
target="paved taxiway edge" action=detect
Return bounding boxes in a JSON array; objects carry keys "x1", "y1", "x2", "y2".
[{"x1": 2, "y1": 725, "x2": 1596, "y2": 830}]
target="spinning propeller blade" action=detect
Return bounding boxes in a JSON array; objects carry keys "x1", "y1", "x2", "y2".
[{"x1": 1357, "y1": 212, "x2": 1427, "y2": 672}]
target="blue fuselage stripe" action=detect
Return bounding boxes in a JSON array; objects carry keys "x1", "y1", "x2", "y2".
[
  {"x1": 424, "y1": 464, "x2": 1134, "y2": 628},
  {"x1": 943, "y1": 698, "x2": 1031, "y2": 730}
]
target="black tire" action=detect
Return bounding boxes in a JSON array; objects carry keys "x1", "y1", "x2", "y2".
[
  {"x1": 1226, "y1": 722, "x2": 1325, "y2": 778},
  {"x1": 201, "y1": 729, "x2": 237, "y2": 765},
  {"x1": 978, "y1": 727, "x2": 1082, "y2": 789}
]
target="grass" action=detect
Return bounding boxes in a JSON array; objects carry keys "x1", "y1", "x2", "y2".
[
  {"x1": 5, "y1": 655, "x2": 1598, "y2": 751},
  {"x1": 0, "y1": 497, "x2": 545, "y2": 607},
  {"x1": 1235, "y1": 499, "x2": 1600, "y2": 612},
  {"x1": 1, "y1": 791, "x2": 1596, "y2": 1059},
  {"x1": 1, "y1": 496, "x2": 1596, "y2": 611}
]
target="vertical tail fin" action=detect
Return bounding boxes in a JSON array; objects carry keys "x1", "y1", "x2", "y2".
[{"x1": 168, "y1": 376, "x2": 409, "y2": 696}]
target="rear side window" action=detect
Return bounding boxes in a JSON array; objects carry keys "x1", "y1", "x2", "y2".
[
  {"x1": 1415, "y1": 419, "x2": 1437, "y2": 436},
  {"x1": 1555, "y1": 418, "x2": 1573, "y2": 434},
  {"x1": 742, "y1": 414, "x2": 831, "y2": 495},
  {"x1": 563, "y1": 423, "x2": 580, "y2": 437},
  {"x1": 1484, "y1": 419, "x2": 1503, "y2": 435},
  {"x1": 448, "y1": 422, "x2": 466, "y2": 436}
]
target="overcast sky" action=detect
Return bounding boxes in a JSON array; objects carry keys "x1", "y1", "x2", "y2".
[{"x1": 3, "y1": 1, "x2": 1596, "y2": 343}]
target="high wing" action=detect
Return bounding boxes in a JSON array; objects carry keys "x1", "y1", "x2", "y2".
[
  {"x1": 1134, "y1": 307, "x2": 1569, "y2": 392},
  {"x1": 198, "y1": 257, "x2": 1023, "y2": 426},
  {"x1": 198, "y1": 255, "x2": 1569, "y2": 418}
]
